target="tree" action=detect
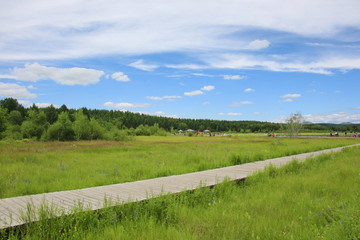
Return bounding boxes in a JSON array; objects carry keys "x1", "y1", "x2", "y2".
[
  {"x1": 73, "y1": 110, "x2": 91, "y2": 140},
  {"x1": 286, "y1": 113, "x2": 304, "y2": 137},
  {"x1": 21, "y1": 110, "x2": 48, "y2": 139},
  {"x1": 8, "y1": 110, "x2": 23, "y2": 126},
  {"x1": 0, "y1": 98, "x2": 19, "y2": 113},
  {"x1": 47, "y1": 112, "x2": 74, "y2": 141},
  {"x1": 0, "y1": 107, "x2": 7, "y2": 137},
  {"x1": 43, "y1": 105, "x2": 58, "y2": 124}
]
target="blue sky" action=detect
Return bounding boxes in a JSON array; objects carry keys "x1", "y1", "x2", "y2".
[{"x1": 0, "y1": 0, "x2": 360, "y2": 123}]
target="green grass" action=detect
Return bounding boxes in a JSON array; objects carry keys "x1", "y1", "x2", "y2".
[
  {"x1": 1, "y1": 135, "x2": 359, "y2": 199},
  {"x1": 2, "y1": 145, "x2": 359, "y2": 239}
]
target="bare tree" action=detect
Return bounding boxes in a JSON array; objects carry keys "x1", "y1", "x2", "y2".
[{"x1": 286, "y1": 112, "x2": 304, "y2": 137}]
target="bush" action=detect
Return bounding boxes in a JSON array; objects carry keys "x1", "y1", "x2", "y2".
[{"x1": 46, "y1": 112, "x2": 74, "y2": 141}]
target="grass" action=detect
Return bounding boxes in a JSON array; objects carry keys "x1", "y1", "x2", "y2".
[
  {"x1": 2, "y1": 145, "x2": 359, "y2": 239},
  {"x1": 0, "y1": 135, "x2": 359, "y2": 199}
]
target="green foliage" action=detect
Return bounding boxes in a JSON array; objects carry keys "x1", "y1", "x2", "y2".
[
  {"x1": 21, "y1": 110, "x2": 49, "y2": 140},
  {"x1": 73, "y1": 110, "x2": 91, "y2": 140},
  {"x1": 0, "y1": 98, "x2": 359, "y2": 142},
  {"x1": 286, "y1": 112, "x2": 304, "y2": 136},
  {"x1": 8, "y1": 110, "x2": 23, "y2": 125},
  {"x1": 47, "y1": 112, "x2": 74, "y2": 141},
  {"x1": 0, "y1": 107, "x2": 7, "y2": 136},
  {"x1": 43, "y1": 104, "x2": 58, "y2": 124},
  {"x1": 135, "y1": 123, "x2": 168, "y2": 136}
]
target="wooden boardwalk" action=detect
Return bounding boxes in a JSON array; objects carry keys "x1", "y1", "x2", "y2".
[{"x1": 1, "y1": 144, "x2": 359, "y2": 229}]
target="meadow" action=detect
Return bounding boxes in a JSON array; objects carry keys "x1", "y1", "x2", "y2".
[
  {"x1": 1, "y1": 140, "x2": 359, "y2": 239},
  {"x1": 0, "y1": 135, "x2": 359, "y2": 199}
]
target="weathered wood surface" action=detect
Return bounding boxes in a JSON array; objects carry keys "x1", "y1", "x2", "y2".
[{"x1": 1, "y1": 144, "x2": 359, "y2": 229}]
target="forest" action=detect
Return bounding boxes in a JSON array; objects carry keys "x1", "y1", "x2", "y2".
[{"x1": 0, "y1": 98, "x2": 359, "y2": 141}]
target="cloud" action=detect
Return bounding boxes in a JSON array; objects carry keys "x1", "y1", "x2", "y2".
[
  {"x1": 154, "y1": 111, "x2": 166, "y2": 115},
  {"x1": 0, "y1": 75, "x2": 17, "y2": 80},
  {"x1": 111, "y1": 72, "x2": 130, "y2": 82},
  {"x1": 223, "y1": 75, "x2": 245, "y2": 80},
  {"x1": 34, "y1": 102, "x2": 57, "y2": 108},
  {"x1": 1, "y1": 1, "x2": 360, "y2": 65},
  {"x1": 218, "y1": 112, "x2": 243, "y2": 116},
  {"x1": 304, "y1": 112, "x2": 360, "y2": 123},
  {"x1": 165, "y1": 64, "x2": 208, "y2": 70},
  {"x1": 244, "y1": 88, "x2": 255, "y2": 92},
  {"x1": 184, "y1": 85, "x2": 214, "y2": 96},
  {"x1": 146, "y1": 95, "x2": 182, "y2": 101},
  {"x1": 104, "y1": 102, "x2": 151, "y2": 109},
  {"x1": 192, "y1": 73, "x2": 214, "y2": 77},
  {"x1": 230, "y1": 101, "x2": 254, "y2": 107},
  {"x1": 129, "y1": 59, "x2": 158, "y2": 71},
  {"x1": 17, "y1": 100, "x2": 58, "y2": 108},
  {"x1": 246, "y1": 40, "x2": 270, "y2": 50},
  {"x1": 202, "y1": 101, "x2": 211, "y2": 105},
  {"x1": 201, "y1": 85, "x2": 215, "y2": 91},
  {"x1": 11, "y1": 63, "x2": 104, "y2": 85},
  {"x1": 281, "y1": 93, "x2": 301, "y2": 98},
  {"x1": 352, "y1": 107, "x2": 360, "y2": 110},
  {"x1": 282, "y1": 98, "x2": 293, "y2": 102},
  {"x1": 184, "y1": 90, "x2": 204, "y2": 96},
  {"x1": 0, "y1": 82, "x2": 37, "y2": 99}
]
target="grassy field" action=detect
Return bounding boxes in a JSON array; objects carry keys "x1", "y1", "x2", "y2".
[
  {"x1": 1, "y1": 135, "x2": 359, "y2": 199},
  {"x1": 2, "y1": 143, "x2": 359, "y2": 239}
]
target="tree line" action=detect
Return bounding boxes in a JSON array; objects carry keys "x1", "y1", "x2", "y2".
[{"x1": 0, "y1": 98, "x2": 358, "y2": 141}]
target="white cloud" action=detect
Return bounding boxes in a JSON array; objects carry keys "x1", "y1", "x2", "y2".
[
  {"x1": 218, "y1": 112, "x2": 243, "y2": 116},
  {"x1": 203, "y1": 101, "x2": 211, "y2": 105},
  {"x1": 17, "y1": 100, "x2": 57, "y2": 108},
  {"x1": 192, "y1": 73, "x2": 214, "y2": 77},
  {"x1": 209, "y1": 54, "x2": 360, "y2": 75},
  {"x1": 223, "y1": 75, "x2": 245, "y2": 80},
  {"x1": 165, "y1": 64, "x2": 208, "y2": 70},
  {"x1": 27, "y1": 85, "x2": 36, "y2": 89},
  {"x1": 35, "y1": 102, "x2": 56, "y2": 108},
  {"x1": 1, "y1": 1, "x2": 360, "y2": 65},
  {"x1": 184, "y1": 90, "x2": 204, "y2": 96},
  {"x1": 17, "y1": 100, "x2": 32, "y2": 107},
  {"x1": 11, "y1": 63, "x2": 104, "y2": 85},
  {"x1": 246, "y1": 40, "x2": 270, "y2": 50},
  {"x1": 111, "y1": 72, "x2": 130, "y2": 82},
  {"x1": 104, "y1": 102, "x2": 151, "y2": 109},
  {"x1": 253, "y1": 112, "x2": 260, "y2": 115},
  {"x1": 282, "y1": 98, "x2": 293, "y2": 102},
  {"x1": 244, "y1": 88, "x2": 255, "y2": 92},
  {"x1": 0, "y1": 75, "x2": 17, "y2": 79},
  {"x1": 230, "y1": 101, "x2": 254, "y2": 107},
  {"x1": 154, "y1": 111, "x2": 166, "y2": 115},
  {"x1": 352, "y1": 107, "x2": 360, "y2": 110},
  {"x1": 129, "y1": 59, "x2": 158, "y2": 71},
  {"x1": 281, "y1": 93, "x2": 301, "y2": 98},
  {"x1": 304, "y1": 112, "x2": 360, "y2": 123},
  {"x1": 0, "y1": 82, "x2": 37, "y2": 99},
  {"x1": 146, "y1": 95, "x2": 182, "y2": 101},
  {"x1": 147, "y1": 96, "x2": 163, "y2": 101},
  {"x1": 201, "y1": 85, "x2": 215, "y2": 91}
]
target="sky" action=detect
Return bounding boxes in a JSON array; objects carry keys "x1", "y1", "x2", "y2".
[{"x1": 0, "y1": 0, "x2": 360, "y2": 123}]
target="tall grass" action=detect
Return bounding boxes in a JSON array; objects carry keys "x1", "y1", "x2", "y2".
[
  {"x1": 2, "y1": 146, "x2": 359, "y2": 239},
  {"x1": 0, "y1": 136, "x2": 359, "y2": 199}
]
